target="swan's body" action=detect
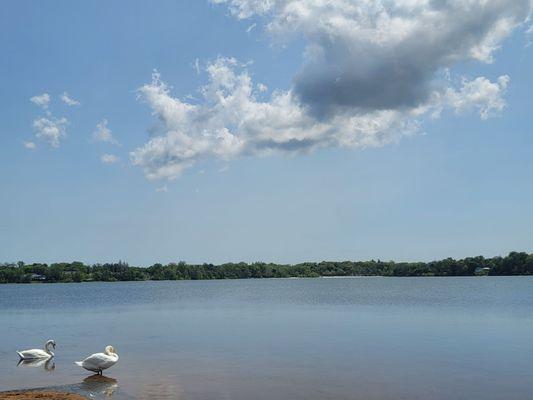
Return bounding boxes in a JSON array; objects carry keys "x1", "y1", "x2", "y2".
[
  {"x1": 75, "y1": 345, "x2": 119, "y2": 375},
  {"x1": 17, "y1": 340, "x2": 55, "y2": 360}
]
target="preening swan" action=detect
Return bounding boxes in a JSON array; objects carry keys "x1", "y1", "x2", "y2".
[
  {"x1": 17, "y1": 339, "x2": 55, "y2": 360},
  {"x1": 75, "y1": 345, "x2": 119, "y2": 375}
]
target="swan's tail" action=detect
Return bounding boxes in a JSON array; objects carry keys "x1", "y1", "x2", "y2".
[
  {"x1": 74, "y1": 361, "x2": 83, "y2": 367},
  {"x1": 16, "y1": 351, "x2": 23, "y2": 359}
]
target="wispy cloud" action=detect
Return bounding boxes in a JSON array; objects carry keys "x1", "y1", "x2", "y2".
[
  {"x1": 29, "y1": 91, "x2": 74, "y2": 147},
  {"x1": 33, "y1": 116, "x2": 68, "y2": 148},
  {"x1": 525, "y1": 24, "x2": 533, "y2": 47},
  {"x1": 445, "y1": 76, "x2": 510, "y2": 120},
  {"x1": 92, "y1": 119, "x2": 120, "y2": 145},
  {"x1": 60, "y1": 92, "x2": 80, "y2": 106},
  {"x1": 101, "y1": 154, "x2": 119, "y2": 164},
  {"x1": 155, "y1": 185, "x2": 168, "y2": 193},
  {"x1": 193, "y1": 58, "x2": 201, "y2": 75},
  {"x1": 30, "y1": 93, "x2": 50, "y2": 109},
  {"x1": 246, "y1": 23, "x2": 256, "y2": 33},
  {"x1": 23, "y1": 141, "x2": 36, "y2": 150}
]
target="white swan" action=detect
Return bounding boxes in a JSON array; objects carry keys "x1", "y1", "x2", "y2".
[
  {"x1": 75, "y1": 345, "x2": 119, "y2": 375},
  {"x1": 17, "y1": 339, "x2": 55, "y2": 360}
]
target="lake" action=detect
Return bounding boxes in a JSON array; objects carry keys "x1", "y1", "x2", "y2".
[{"x1": 0, "y1": 277, "x2": 532, "y2": 399}]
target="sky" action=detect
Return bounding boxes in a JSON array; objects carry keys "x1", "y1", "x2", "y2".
[{"x1": 1, "y1": 0, "x2": 532, "y2": 266}]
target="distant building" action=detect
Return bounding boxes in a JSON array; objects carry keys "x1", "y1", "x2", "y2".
[{"x1": 29, "y1": 273, "x2": 46, "y2": 281}]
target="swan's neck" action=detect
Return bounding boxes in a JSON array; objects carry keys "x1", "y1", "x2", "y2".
[
  {"x1": 44, "y1": 342, "x2": 54, "y2": 356},
  {"x1": 105, "y1": 349, "x2": 118, "y2": 359}
]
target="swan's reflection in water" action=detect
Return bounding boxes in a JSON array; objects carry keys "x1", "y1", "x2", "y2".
[
  {"x1": 17, "y1": 357, "x2": 55, "y2": 372},
  {"x1": 80, "y1": 375, "x2": 118, "y2": 397}
]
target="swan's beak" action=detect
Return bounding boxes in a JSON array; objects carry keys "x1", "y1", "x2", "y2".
[{"x1": 52, "y1": 342, "x2": 56, "y2": 349}]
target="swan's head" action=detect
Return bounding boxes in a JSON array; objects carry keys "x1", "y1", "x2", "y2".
[
  {"x1": 46, "y1": 339, "x2": 56, "y2": 350},
  {"x1": 105, "y1": 345, "x2": 116, "y2": 355}
]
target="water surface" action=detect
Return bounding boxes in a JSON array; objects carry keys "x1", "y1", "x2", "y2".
[{"x1": 1, "y1": 277, "x2": 532, "y2": 399}]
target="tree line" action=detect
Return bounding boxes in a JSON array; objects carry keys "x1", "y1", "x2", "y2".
[{"x1": 1, "y1": 251, "x2": 532, "y2": 284}]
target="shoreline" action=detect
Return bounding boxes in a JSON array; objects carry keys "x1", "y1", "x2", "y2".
[
  {"x1": 2, "y1": 251, "x2": 531, "y2": 284},
  {"x1": 1, "y1": 274, "x2": 531, "y2": 285},
  {"x1": 0, "y1": 392, "x2": 86, "y2": 400},
  {"x1": 0, "y1": 375, "x2": 120, "y2": 400}
]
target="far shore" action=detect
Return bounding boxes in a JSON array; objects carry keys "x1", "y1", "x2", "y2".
[
  {"x1": 3, "y1": 273, "x2": 533, "y2": 285},
  {"x1": 2, "y1": 251, "x2": 532, "y2": 284}
]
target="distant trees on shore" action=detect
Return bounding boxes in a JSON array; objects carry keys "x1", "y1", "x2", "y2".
[{"x1": 1, "y1": 252, "x2": 532, "y2": 284}]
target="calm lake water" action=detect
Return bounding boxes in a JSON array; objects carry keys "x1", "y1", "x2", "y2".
[{"x1": 1, "y1": 277, "x2": 532, "y2": 399}]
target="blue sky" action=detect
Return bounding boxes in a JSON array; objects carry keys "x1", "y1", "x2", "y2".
[{"x1": 1, "y1": 1, "x2": 532, "y2": 266}]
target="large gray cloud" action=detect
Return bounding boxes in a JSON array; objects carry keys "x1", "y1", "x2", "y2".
[{"x1": 293, "y1": 1, "x2": 530, "y2": 116}]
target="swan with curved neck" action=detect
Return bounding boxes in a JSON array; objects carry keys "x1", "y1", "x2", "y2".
[
  {"x1": 17, "y1": 339, "x2": 56, "y2": 360},
  {"x1": 75, "y1": 345, "x2": 119, "y2": 375}
]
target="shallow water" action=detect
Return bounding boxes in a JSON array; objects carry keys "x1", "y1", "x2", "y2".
[{"x1": 1, "y1": 277, "x2": 532, "y2": 399}]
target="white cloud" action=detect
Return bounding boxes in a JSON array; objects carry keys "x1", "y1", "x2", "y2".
[
  {"x1": 257, "y1": 83, "x2": 268, "y2": 92},
  {"x1": 210, "y1": 0, "x2": 272, "y2": 19},
  {"x1": 33, "y1": 116, "x2": 68, "y2": 147},
  {"x1": 101, "y1": 154, "x2": 119, "y2": 164},
  {"x1": 131, "y1": 1, "x2": 530, "y2": 180},
  {"x1": 60, "y1": 92, "x2": 80, "y2": 106},
  {"x1": 212, "y1": 0, "x2": 529, "y2": 115},
  {"x1": 92, "y1": 119, "x2": 120, "y2": 145},
  {"x1": 23, "y1": 141, "x2": 36, "y2": 150},
  {"x1": 446, "y1": 75, "x2": 510, "y2": 120},
  {"x1": 193, "y1": 59, "x2": 201, "y2": 75},
  {"x1": 30, "y1": 93, "x2": 50, "y2": 109},
  {"x1": 155, "y1": 185, "x2": 168, "y2": 192},
  {"x1": 246, "y1": 23, "x2": 257, "y2": 33},
  {"x1": 131, "y1": 60, "x2": 508, "y2": 180}
]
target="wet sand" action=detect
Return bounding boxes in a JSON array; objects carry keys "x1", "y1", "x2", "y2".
[
  {"x1": 0, "y1": 392, "x2": 85, "y2": 400},
  {"x1": 0, "y1": 375, "x2": 125, "y2": 400}
]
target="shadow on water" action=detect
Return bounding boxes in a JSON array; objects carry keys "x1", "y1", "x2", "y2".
[{"x1": 17, "y1": 358, "x2": 55, "y2": 372}]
